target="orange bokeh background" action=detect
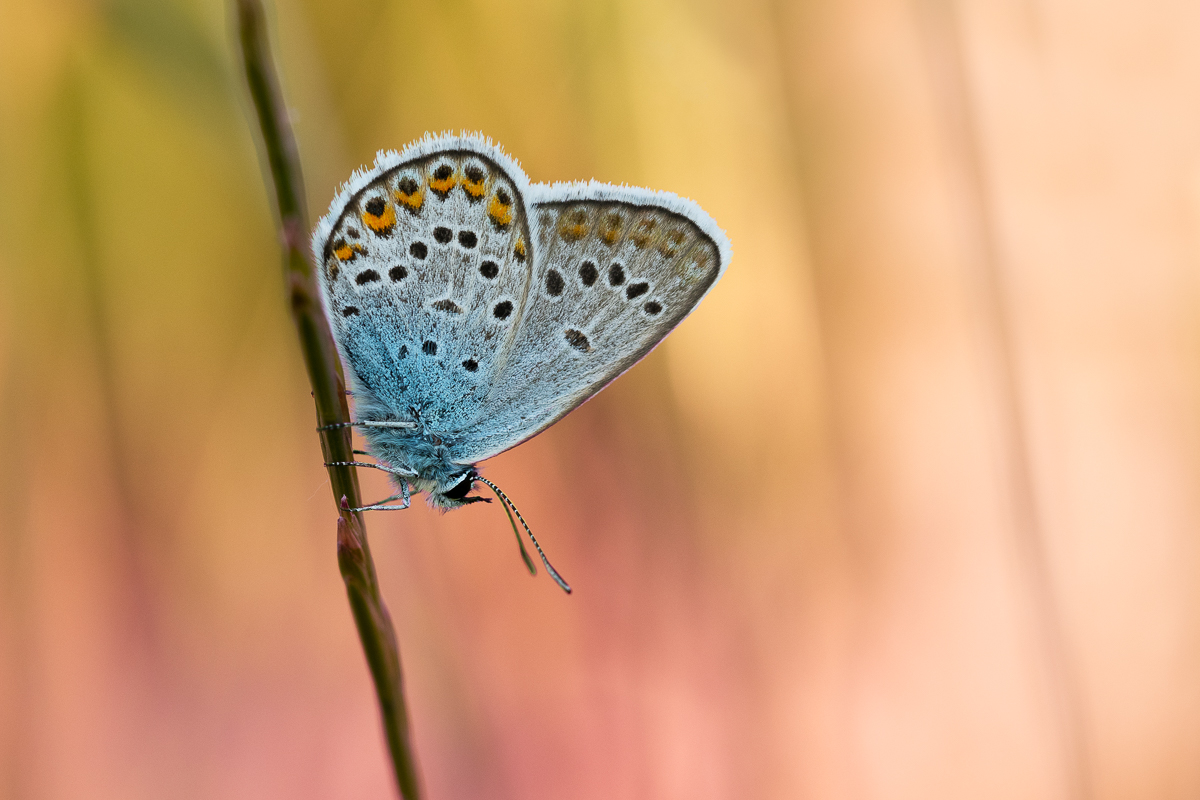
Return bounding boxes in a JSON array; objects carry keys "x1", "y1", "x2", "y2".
[{"x1": 3, "y1": 0, "x2": 1200, "y2": 797}]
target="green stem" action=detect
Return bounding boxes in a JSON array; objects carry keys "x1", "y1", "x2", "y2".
[{"x1": 234, "y1": 2, "x2": 422, "y2": 796}]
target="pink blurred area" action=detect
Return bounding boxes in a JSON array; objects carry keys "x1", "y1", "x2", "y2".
[{"x1": 3, "y1": 0, "x2": 1200, "y2": 797}]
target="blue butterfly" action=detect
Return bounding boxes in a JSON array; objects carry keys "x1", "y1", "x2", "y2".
[{"x1": 313, "y1": 133, "x2": 731, "y2": 590}]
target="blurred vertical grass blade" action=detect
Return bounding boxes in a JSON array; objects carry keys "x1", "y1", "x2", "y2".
[
  {"x1": 914, "y1": 2, "x2": 1092, "y2": 798},
  {"x1": 234, "y1": 1, "x2": 422, "y2": 796}
]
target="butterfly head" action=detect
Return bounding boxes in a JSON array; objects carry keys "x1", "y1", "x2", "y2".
[
  {"x1": 434, "y1": 469, "x2": 490, "y2": 509},
  {"x1": 401, "y1": 464, "x2": 488, "y2": 510}
]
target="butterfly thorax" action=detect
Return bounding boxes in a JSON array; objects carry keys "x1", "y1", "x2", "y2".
[{"x1": 353, "y1": 391, "x2": 482, "y2": 509}]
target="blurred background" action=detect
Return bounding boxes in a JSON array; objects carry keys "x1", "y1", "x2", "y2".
[{"x1": 3, "y1": 0, "x2": 1200, "y2": 797}]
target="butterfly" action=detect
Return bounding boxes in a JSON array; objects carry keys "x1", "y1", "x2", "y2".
[{"x1": 312, "y1": 133, "x2": 731, "y2": 591}]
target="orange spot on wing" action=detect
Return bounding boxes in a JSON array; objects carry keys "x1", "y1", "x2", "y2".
[
  {"x1": 429, "y1": 165, "x2": 457, "y2": 195},
  {"x1": 462, "y1": 172, "x2": 487, "y2": 199},
  {"x1": 657, "y1": 227, "x2": 686, "y2": 257},
  {"x1": 333, "y1": 240, "x2": 366, "y2": 261},
  {"x1": 630, "y1": 217, "x2": 659, "y2": 248},
  {"x1": 599, "y1": 211, "x2": 623, "y2": 245},
  {"x1": 393, "y1": 175, "x2": 425, "y2": 213},
  {"x1": 395, "y1": 189, "x2": 423, "y2": 212},
  {"x1": 514, "y1": 237, "x2": 526, "y2": 262},
  {"x1": 362, "y1": 202, "x2": 396, "y2": 234},
  {"x1": 488, "y1": 192, "x2": 514, "y2": 227},
  {"x1": 557, "y1": 207, "x2": 590, "y2": 241}
]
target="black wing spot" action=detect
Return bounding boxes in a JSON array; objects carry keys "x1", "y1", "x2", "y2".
[
  {"x1": 625, "y1": 281, "x2": 649, "y2": 299},
  {"x1": 579, "y1": 261, "x2": 598, "y2": 286},
  {"x1": 389, "y1": 265, "x2": 408, "y2": 281},
  {"x1": 463, "y1": 358, "x2": 479, "y2": 372},
  {"x1": 608, "y1": 263, "x2": 625, "y2": 286},
  {"x1": 422, "y1": 340, "x2": 438, "y2": 356},
  {"x1": 434, "y1": 164, "x2": 453, "y2": 180},
  {"x1": 465, "y1": 165, "x2": 484, "y2": 183},
  {"x1": 545, "y1": 269, "x2": 565, "y2": 296},
  {"x1": 493, "y1": 300, "x2": 513, "y2": 320},
  {"x1": 399, "y1": 345, "x2": 409, "y2": 359},
  {"x1": 356, "y1": 269, "x2": 381, "y2": 285},
  {"x1": 434, "y1": 227, "x2": 452, "y2": 244},
  {"x1": 479, "y1": 260, "x2": 499, "y2": 279},
  {"x1": 398, "y1": 176, "x2": 418, "y2": 194},
  {"x1": 341, "y1": 306, "x2": 359, "y2": 316},
  {"x1": 365, "y1": 197, "x2": 386, "y2": 216},
  {"x1": 410, "y1": 241, "x2": 428, "y2": 259},
  {"x1": 496, "y1": 188, "x2": 512, "y2": 205},
  {"x1": 564, "y1": 329, "x2": 591, "y2": 352},
  {"x1": 644, "y1": 301, "x2": 663, "y2": 315},
  {"x1": 346, "y1": 228, "x2": 360, "y2": 239},
  {"x1": 458, "y1": 230, "x2": 478, "y2": 248},
  {"x1": 432, "y1": 299, "x2": 462, "y2": 314}
]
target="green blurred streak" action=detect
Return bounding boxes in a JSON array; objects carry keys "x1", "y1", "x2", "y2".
[{"x1": 104, "y1": 0, "x2": 230, "y2": 103}]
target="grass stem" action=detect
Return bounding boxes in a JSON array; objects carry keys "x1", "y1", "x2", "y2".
[{"x1": 234, "y1": 2, "x2": 422, "y2": 796}]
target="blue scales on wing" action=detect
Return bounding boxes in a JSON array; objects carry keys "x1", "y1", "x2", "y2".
[{"x1": 316, "y1": 145, "x2": 535, "y2": 442}]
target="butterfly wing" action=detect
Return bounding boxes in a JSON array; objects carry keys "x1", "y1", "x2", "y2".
[
  {"x1": 313, "y1": 135, "x2": 535, "y2": 435},
  {"x1": 448, "y1": 181, "x2": 731, "y2": 463}
]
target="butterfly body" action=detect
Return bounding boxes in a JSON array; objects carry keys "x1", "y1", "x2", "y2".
[{"x1": 313, "y1": 133, "x2": 730, "y2": 510}]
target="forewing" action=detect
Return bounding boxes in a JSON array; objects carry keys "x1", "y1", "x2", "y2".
[
  {"x1": 450, "y1": 183, "x2": 730, "y2": 462},
  {"x1": 314, "y1": 140, "x2": 534, "y2": 435}
]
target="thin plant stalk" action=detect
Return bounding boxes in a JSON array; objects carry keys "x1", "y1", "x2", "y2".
[{"x1": 234, "y1": 2, "x2": 422, "y2": 796}]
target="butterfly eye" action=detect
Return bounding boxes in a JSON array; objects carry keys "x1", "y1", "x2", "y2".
[{"x1": 443, "y1": 473, "x2": 475, "y2": 500}]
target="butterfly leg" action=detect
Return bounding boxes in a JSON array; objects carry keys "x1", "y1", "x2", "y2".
[
  {"x1": 348, "y1": 488, "x2": 411, "y2": 512},
  {"x1": 317, "y1": 420, "x2": 417, "y2": 432},
  {"x1": 325, "y1": 460, "x2": 416, "y2": 478}
]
